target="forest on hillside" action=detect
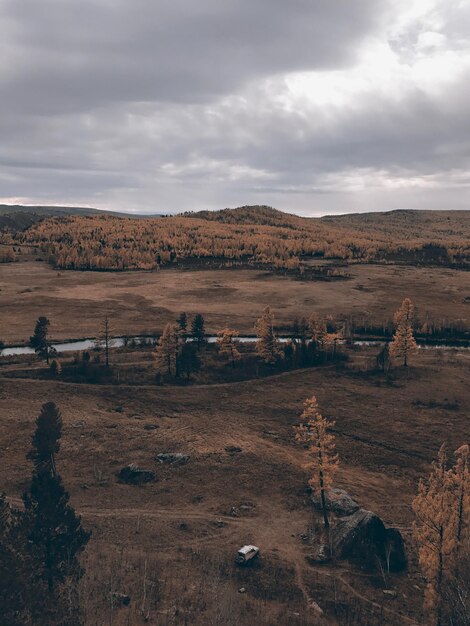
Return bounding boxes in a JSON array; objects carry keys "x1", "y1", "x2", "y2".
[{"x1": 3, "y1": 206, "x2": 470, "y2": 271}]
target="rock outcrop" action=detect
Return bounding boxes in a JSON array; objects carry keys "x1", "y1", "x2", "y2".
[
  {"x1": 311, "y1": 488, "x2": 360, "y2": 517},
  {"x1": 117, "y1": 464, "x2": 156, "y2": 485},
  {"x1": 331, "y1": 508, "x2": 407, "y2": 571}
]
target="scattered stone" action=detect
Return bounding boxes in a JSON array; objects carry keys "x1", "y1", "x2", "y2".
[
  {"x1": 156, "y1": 453, "x2": 189, "y2": 465},
  {"x1": 239, "y1": 504, "x2": 253, "y2": 512},
  {"x1": 383, "y1": 590, "x2": 397, "y2": 598},
  {"x1": 117, "y1": 464, "x2": 156, "y2": 485},
  {"x1": 229, "y1": 506, "x2": 239, "y2": 517},
  {"x1": 331, "y1": 508, "x2": 407, "y2": 571},
  {"x1": 311, "y1": 488, "x2": 359, "y2": 517},
  {"x1": 144, "y1": 424, "x2": 159, "y2": 431},
  {"x1": 225, "y1": 445, "x2": 242, "y2": 453},
  {"x1": 308, "y1": 544, "x2": 331, "y2": 564},
  {"x1": 238, "y1": 587, "x2": 246, "y2": 594},
  {"x1": 215, "y1": 519, "x2": 226, "y2": 528},
  {"x1": 111, "y1": 592, "x2": 131, "y2": 608},
  {"x1": 114, "y1": 406, "x2": 124, "y2": 413},
  {"x1": 307, "y1": 599, "x2": 323, "y2": 614}
]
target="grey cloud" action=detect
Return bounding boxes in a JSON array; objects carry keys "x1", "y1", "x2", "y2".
[{"x1": 0, "y1": 0, "x2": 469, "y2": 213}]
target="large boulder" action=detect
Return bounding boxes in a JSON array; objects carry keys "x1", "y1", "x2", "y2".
[
  {"x1": 312, "y1": 488, "x2": 359, "y2": 516},
  {"x1": 331, "y1": 508, "x2": 406, "y2": 572},
  {"x1": 156, "y1": 453, "x2": 189, "y2": 465},
  {"x1": 117, "y1": 464, "x2": 156, "y2": 485}
]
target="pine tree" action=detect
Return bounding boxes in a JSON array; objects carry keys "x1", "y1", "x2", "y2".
[
  {"x1": 191, "y1": 313, "x2": 206, "y2": 349},
  {"x1": 390, "y1": 298, "x2": 418, "y2": 366},
  {"x1": 154, "y1": 323, "x2": 181, "y2": 376},
  {"x1": 177, "y1": 312, "x2": 188, "y2": 334},
  {"x1": 30, "y1": 316, "x2": 52, "y2": 364},
  {"x1": 217, "y1": 328, "x2": 241, "y2": 367},
  {"x1": 452, "y1": 444, "x2": 469, "y2": 544},
  {"x1": 178, "y1": 342, "x2": 201, "y2": 380},
  {"x1": 27, "y1": 402, "x2": 63, "y2": 477},
  {"x1": 254, "y1": 306, "x2": 281, "y2": 364},
  {"x1": 412, "y1": 445, "x2": 456, "y2": 625},
  {"x1": 294, "y1": 396, "x2": 339, "y2": 528},
  {"x1": 22, "y1": 403, "x2": 90, "y2": 623}
]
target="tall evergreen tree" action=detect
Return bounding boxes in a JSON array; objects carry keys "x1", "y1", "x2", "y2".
[
  {"x1": 178, "y1": 342, "x2": 201, "y2": 380},
  {"x1": 254, "y1": 306, "x2": 281, "y2": 364},
  {"x1": 390, "y1": 298, "x2": 418, "y2": 366},
  {"x1": 30, "y1": 316, "x2": 52, "y2": 364},
  {"x1": 177, "y1": 312, "x2": 188, "y2": 334},
  {"x1": 23, "y1": 473, "x2": 90, "y2": 594},
  {"x1": 27, "y1": 402, "x2": 62, "y2": 476},
  {"x1": 294, "y1": 395, "x2": 339, "y2": 529},
  {"x1": 191, "y1": 313, "x2": 206, "y2": 349}
]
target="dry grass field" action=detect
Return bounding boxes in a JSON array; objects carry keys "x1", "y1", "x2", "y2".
[
  {"x1": 1, "y1": 342, "x2": 469, "y2": 624},
  {"x1": 1, "y1": 256, "x2": 469, "y2": 344}
]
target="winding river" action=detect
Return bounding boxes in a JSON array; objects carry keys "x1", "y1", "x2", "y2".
[{"x1": 1, "y1": 335, "x2": 468, "y2": 357}]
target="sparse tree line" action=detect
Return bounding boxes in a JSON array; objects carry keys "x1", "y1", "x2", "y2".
[{"x1": 24, "y1": 298, "x2": 421, "y2": 385}]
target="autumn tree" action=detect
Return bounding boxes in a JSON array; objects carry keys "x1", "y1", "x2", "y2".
[
  {"x1": 217, "y1": 328, "x2": 241, "y2": 367},
  {"x1": 452, "y1": 444, "x2": 469, "y2": 544},
  {"x1": 294, "y1": 396, "x2": 339, "y2": 528},
  {"x1": 308, "y1": 313, "x2": 327, "y2": 349},
  {"x1": 390, "y1": 298, "x2": 418, "y2": 366},
  {"x1": 0, "y1": 493, "x2": 33, "y2": 625},
  {"x1": 30, "y1": 316, "x2": 53, "y2": 364},
  {"x1": 191, "y1": 313, "x2": 206, "y2": 350},
  {"x1": 254, "y1": 306, "x2": 281, "y2": 364},
  {"x1": 154, "y1": 323, "x2": 181, "y2": 376},
  {"x1": 412, "y1": 445, "x2": 456, "y2": 626}
]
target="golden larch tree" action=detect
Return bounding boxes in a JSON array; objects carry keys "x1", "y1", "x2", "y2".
[
  {"x1": 389, "y1": 298, "x2": 418, "y2": 366},
  {"x1": 254, "y1": 307, "x2": 281, "y2": 364},
  {"x1": 308, "y1": 313, "x2": 327, "y2": 349},
  {"x1": 154, "y1": 323, "x2": 181, "y2": 376},
  {"x1": 452, "y1": 444, "x2": 469, "y2": 544},
  {"x1": 412, "y1": 445, "x2": 456, "y2": 626},
  {"x1": 217, "y1": 328, "x2": 241, "y2": 367},
  {"x1": 294, "y1": 395, "x2": 339, "y2": 528}
]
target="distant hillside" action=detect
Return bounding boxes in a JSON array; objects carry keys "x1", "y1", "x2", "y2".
[
  {"x1": 0, "y1": 204, "x2": 161, "y2": 233},
  {"x1": 320, "y1": 209, "x2": 470, "y2": 239},
  {"x1": 186, "y1": 205, "x2": 306, "y2": 229}
]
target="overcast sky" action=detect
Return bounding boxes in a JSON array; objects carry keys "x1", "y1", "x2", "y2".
[{"x1": 1, "y1": 0, "x2": 469, "y2": 215}]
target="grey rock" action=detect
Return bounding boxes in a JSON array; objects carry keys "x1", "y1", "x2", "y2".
[
  {"x1": 331, "y1": 508, "x2": 406, "y2": 572},
  {"x1": 117, "y1": 464, "x2": 156, "y2": 485},
  {"x1": 311, "y1": 488, "x2": 359, "y2": 516}
]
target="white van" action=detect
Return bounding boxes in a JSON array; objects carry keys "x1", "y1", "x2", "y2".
[{"x1": 236, "y1": 545, "x2": 260, "y2": 565}]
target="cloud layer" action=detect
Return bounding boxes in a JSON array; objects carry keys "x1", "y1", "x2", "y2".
[{"x1": 1, "y1": 0, "x2": 469, "y2": 214}]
